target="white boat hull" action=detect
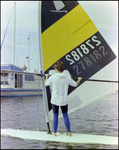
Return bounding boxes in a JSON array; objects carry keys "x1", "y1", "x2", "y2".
[{"x1": 1, "y1": 88, "x2": 42, "y2": 97}]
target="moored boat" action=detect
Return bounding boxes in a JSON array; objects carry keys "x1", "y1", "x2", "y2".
[{"x1": 1, "y1": 64, "x2": 42, "y2": 97}]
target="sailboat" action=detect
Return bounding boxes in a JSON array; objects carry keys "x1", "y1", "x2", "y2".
[
  {"x1": 1, "y1": 1, "x2": 118, "y2": 145},
  {"x1": 1, "y1": 2, "x2": 42, "y2": 97},
  {"x1": 39, "y1": 0, "x2": 118, "y2": 129}
]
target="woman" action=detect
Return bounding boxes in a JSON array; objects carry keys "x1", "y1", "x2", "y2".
[{"x1": 45, "y1": 61, "x2": 82, "y2": 137}]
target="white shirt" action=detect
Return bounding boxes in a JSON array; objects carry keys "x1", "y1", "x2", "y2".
[{"x1": 45, "y1": 72, "x2": 77, "y2": 106}]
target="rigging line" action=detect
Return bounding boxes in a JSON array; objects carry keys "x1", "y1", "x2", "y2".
[{"x1": 1, "y1": 6, "x2": 14, "y2": 50}]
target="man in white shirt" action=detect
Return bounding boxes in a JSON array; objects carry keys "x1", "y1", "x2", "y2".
[{"x1": 45, "y1": 61, "x2": 82, "y2": 137}]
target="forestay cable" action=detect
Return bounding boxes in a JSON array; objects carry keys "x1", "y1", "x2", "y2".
[{"x1": 1, "y1": 6, "x2": 14, "y2": 50}]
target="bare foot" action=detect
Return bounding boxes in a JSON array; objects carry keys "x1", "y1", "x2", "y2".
[
  {"x1": 67, "y1": 132, "x2": 72, "y2": 137},
  {"x1": 52, "y1": 132, "x2": 57, "y2": 136}
]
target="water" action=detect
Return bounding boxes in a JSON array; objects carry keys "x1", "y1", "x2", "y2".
[{"x1": 1, "y1": 91, "x2": 118, "y2": 149}]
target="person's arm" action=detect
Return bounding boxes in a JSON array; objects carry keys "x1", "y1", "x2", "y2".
[
  {"x1": 45, "y1": 74, "x2": 49, "y2": 82},
  {"x1": 76, "y1": 77, "x2": 82, "y2": 87}
]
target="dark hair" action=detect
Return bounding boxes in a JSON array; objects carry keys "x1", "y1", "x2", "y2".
[{"x1": 53, "y1": 61, "x2": 64, "y2": 73}]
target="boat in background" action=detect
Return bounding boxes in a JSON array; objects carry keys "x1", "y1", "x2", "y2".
[{"x1": 1, "y1": 64, "x2": 42, "y2": 97}]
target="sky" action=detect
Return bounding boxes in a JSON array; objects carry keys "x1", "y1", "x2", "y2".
[{"x1": 1, "y1": 1, "x2": 118, "y2": 73}]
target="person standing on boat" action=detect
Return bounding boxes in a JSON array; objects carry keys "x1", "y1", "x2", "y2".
[{"x1": 45, "y1": 61, "x2": 82, "y2": 137}]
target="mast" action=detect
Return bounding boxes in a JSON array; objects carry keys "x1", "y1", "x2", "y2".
[
  {"x1": 14, "y1": 2, "x2": 16, "y2": 65},
  {"x1": 27, "y1": 35, "x2": 30, "y2": 71},
  {"x1": 38, "y1": 1, "x2": 51, "y2": 134}
]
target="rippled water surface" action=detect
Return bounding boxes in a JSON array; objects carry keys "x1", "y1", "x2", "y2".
[{"x1": 1, "y1": 91, "x2": 118, "y2": 149}]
